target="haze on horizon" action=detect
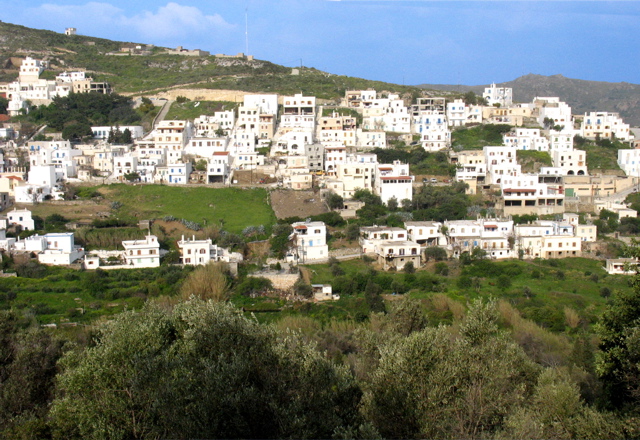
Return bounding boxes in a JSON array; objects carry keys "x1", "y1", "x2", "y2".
[{"x1": 2, "y1": 0, "x2": 639, "y2": 87}]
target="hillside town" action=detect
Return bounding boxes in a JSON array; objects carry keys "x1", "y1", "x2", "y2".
[
  {"x1": 0, "y1": 56, "x2": 639, "y2": 275},
  {"x1": 3, "y1": 11, "x2": 640, "y2": 438}
]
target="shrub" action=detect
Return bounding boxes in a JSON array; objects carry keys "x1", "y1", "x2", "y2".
[
  {"x1": 294, "y1": 279, "x2": 313, "y2": 298},
  {"x1": 497, "y1": 274, "x2": 512, "y2": 291},
  {"x1": 236, "y1": 277, "x2": 273, "y2": 296},
  {"x1": 434, "y1": 262, "x2": 449, "y2": 276}
]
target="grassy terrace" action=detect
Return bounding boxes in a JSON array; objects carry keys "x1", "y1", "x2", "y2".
[
  {"x1": 28, "y1": 184, "x2": 277, "y2": 235},
  {"x1": 98, "y1": 184, "x2": 277, "y2": 234},
  {"x1": 451, "y1": 124, "x2": 513, "y2": 150},
  {"x1": 0, "y1": 266, "x2": 189, "y2": 325}
]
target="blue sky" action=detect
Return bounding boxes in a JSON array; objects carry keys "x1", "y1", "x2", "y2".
[{"x1": 2, "y1": 1, "x2": 639, "y2": 86}]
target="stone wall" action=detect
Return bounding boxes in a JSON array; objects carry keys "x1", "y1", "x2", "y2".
[
  {"x1": 249, "y1": 272, "x2": 300, "y2": 291},
  {"x1": 329, "y1": 247, "x2": 361, "y2": 259}
]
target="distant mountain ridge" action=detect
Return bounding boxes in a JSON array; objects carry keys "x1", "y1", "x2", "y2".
[{"x1": 418, "y1": 74, "x2": 640, "y2": 126}]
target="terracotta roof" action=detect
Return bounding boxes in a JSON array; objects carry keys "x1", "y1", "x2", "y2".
[
  {"x1": 213, "y1": 152, "x2": 229, "y2": 155},
  {"x1": 0, "y1": 114, "x2": 10, "y2": 122}
]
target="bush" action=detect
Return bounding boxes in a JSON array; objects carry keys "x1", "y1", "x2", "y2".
[
  {"x1": 434, "y1": 262, "x2": 449, "y2": 276},
  {"x1": 424, "y1": 247, "x2": 447, "y2": 261},
  {"x1": 236, "y1": 277, "x2": 273, "y2": 296},
  {"x1": 496, "y1": 274, "x2": 512, "y2": 291},
  {"x1": 403, "y1": 261, "x2": 416, "y2": 274},
  {"x1": 294, "y1": 279, "x2": 313, "y2": 298}
]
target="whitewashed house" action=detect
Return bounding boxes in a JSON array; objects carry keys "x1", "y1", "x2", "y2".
[
  {"x1": 374, "y1": 161, "x2": 414, "y2": 205},
  {"x1": 6, "y1": 208, "x2": 35, "y2": 230},
  {"x1": 291, "y1": 221, "x2": 328, "y2": 262},
  {"x1": 582, "y1": 112, "x2": 632, "y2": 142},
  {"x1": 360, "y1": 226, "x2": 408, "y2": 253},
  {"x1": 483, "y1": 83, "x2": 513, "y2": 107},
  {"x1": 122, "y1": 235, "x2": 161, "y2": 268},
  {"x1": 177, "y1": 235, "x2": 242, "y2": 265}
]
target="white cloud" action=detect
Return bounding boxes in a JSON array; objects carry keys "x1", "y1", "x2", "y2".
[
  {"x1": 24, "y1": 2, "x2": 126, "y2": 28},
  {"x1": 124, "y1": 3, "x2": 234, "y2": 41}
]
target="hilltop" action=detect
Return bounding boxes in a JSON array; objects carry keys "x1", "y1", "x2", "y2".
[
  {"x1": 419, "y1": 74, "x2": 640, "y2": 126},
  {"x1": 0, "y1": 21, "x2": 424, "y2": 100}
]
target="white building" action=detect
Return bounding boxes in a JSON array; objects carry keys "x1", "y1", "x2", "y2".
[
  {"x1": 551, "y1": 149, "x2": 588, "y2": 176},
  {"x1": 6, "y1": 208, "x2": 35, "y2": 231},
  {"x1": 549, "y1": 130, "x2": 574, "y2": 151},
  {"x1": 533, "y1": 97, "x2": 572, "y2": 131},
  {"x1": 356, "y1": 129, "x2": 386, "y2": 148},
  {"x1": 312, "y1": 284, "x2": 340, "y2": 301},
  {"x1": 194, "y1": 111, "x2": 235, "y2": 136},
  {"x1": 360, "y1": 226, "x2": 409, "y2": 253},
  {"x1": 122, "y1": 235, "x2": 161, "y2": 268},
  {"x1": 166, "y1": 162, "x2": 192, "y2": 184},
  {"x1": 618, "y1": 149, "x2": 640, "y2": 177},
  {"x1": 324, "y1": 144, "x2": 348, "y2": 176},
  {"x1": 362, "y1": 94, "x2": 411, "y2": 133},
  {"x1": 207, "y1": 152, "x2": 231, "y2": 184},
  {"x1": 374, "y1": 161, "x2": 413, "y2": 205},
  {"x1": 405, "y1": 221, "x2": 444, "y2": 246},
  {"x1": 344, "y1": 90, "x2": 377, "y2": 110},
  {"x1": 244, "y1": 94, "x2": 279, "y2": 115},
  {"x1": 446, "y1": 99, "x2": 482, "y2": 127},
  {"x1": 606, "y1": 258, "x2": 639, "y2": 275},
  {"x1": 327, "y1": 158, "x2": 377, "y2": 199},
  {"x1": 113, "y1": 155, "x2": 138, "y2": 179},
  {"x1": 154, "y1": 120, "x2": 191, "y2": 163},
  {"x1": 291, "y1": 221, "x2": 328, "y2": 262},
  {"x1": 36, "y1": 232, "x2": 84, "y2": 265},
  {"x1": 281, "y1": 94, "x2": 316, "y2": 130},
  {"x1": 503, "y1": 129, "x2": 550, "y2": 152},
  {"x1": 92, "y1": 126, "x2": 144, "y2": 141},
  {"x1": 582, "y1": 112, "x2": 632, "y2": 142},
  {"x1": 177, "y1": 235, "x2": 239, "y2": 265},
  {"x1": 484, "y1": 145, "x2": 521, "y2": 185},
  {"x1": 483, "y1": 83, "x2": 513, "y2": 107},
  {"x1": 14, "y1": 184, "x2": 52, "y2": 204}
]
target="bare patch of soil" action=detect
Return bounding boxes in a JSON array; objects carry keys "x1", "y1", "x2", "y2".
[
  {"x1": 233, "y1": 170, "x2": 277, "y2": 185},
  {"x1": 23, "y1": 200, "x2": 110, "y2": 223},
  {"x1": 270, "y1": 190, "x2": 329, "y2": 219}
]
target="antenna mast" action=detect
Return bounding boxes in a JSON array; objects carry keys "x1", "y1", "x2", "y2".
[{"x1": 245, "y1": 8, "x2": 249, "y2": 55}]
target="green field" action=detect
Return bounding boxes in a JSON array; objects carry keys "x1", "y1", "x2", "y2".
[{"x1": 98, "y1": 184, "x2": 276, "y2": 234}]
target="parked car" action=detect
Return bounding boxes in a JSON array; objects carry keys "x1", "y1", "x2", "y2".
[{"x1": 430, "y1": 178, "x2": 438, "y2": 183}]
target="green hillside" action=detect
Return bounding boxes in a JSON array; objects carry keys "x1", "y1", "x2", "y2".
[{"x1": 0, "y1": 21, "x2": 424, "y2": 98}]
